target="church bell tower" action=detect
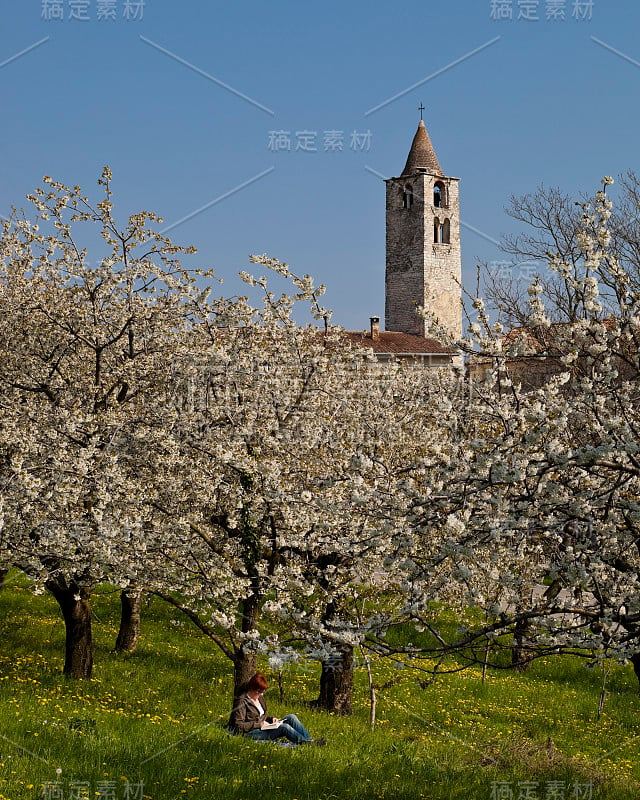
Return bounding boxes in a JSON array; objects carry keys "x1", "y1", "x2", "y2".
[{"x1": 385, "y1": 117, "x2": 462, "y2": 339}]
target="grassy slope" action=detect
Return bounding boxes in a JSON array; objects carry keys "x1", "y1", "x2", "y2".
[{"x1": 1, "y1": 573, "x2": 639, "y2": 800}]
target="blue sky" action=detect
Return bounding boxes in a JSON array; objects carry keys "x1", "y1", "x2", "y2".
[{"x1": 1, "y1": 0, "x2": 639, "y2": 329}]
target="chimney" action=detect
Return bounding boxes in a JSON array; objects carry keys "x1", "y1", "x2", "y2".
[{"x1": 370, "y1": 316, "x2": 380, "y2": 341}]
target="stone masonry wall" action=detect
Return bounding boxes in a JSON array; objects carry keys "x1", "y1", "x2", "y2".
[{"x1": 385, "y1": 172, "x2": 462, "y2": 339}]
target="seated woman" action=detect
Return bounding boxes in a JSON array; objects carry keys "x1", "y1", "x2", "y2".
[{"x1": 228, "y1": 672, "x2": 325, "y2": 746}]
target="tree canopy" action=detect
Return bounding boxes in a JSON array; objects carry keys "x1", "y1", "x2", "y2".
[{"x1": 2, "y1": 171, "x2": 640, "y2": 702}]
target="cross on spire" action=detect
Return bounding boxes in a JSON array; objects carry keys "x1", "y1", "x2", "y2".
[{"x1": 418, "y1": 103, "x2": 425, "y2": 120}]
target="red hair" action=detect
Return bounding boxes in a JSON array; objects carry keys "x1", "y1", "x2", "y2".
[{"x1": 247, "y1": 672, "x2": 268, "y2": 693}]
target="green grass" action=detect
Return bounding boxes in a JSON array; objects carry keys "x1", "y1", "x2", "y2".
[{"x1": 1, "y1": 571, "x2": 639, "y2": 800}]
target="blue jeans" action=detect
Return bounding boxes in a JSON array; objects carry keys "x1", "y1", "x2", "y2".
[{"x1": 246, "y1": 714, "x2": 312, "y2": 745}]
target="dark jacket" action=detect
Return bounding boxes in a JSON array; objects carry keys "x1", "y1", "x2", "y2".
[{"x1": 228, "y1": 692, "x2": 271, "y2": 734}]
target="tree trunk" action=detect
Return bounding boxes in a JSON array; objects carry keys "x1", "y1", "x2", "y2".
[
  {"x1": 232, "y1": 647, "x2": 257, "y2": 703},
  {"x1": 46, "y1": 579, "x2": 93, "y2": 679},
  {"x1": 115, "y1": 586, "x2": 142, "y2": 653},
  {"x1": 631, "y1": 653, "x2": 640, "y2": 691},
  {"x1": 0, "y1": 568, "x2": 8, "y2": 590},
  {"x1": 511, "y1": 617, "x2": 533, "y2": 672},
  {"x1": 311, "y1": 646, "x2": 353, "y2": 715},
  {"x1": 232, "y1": 592, "x2": 260, "y2": 703}
]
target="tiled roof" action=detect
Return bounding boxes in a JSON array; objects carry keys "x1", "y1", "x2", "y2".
[
  {"x1": 401, "y1": 120, "x2": 443, "y2": 177},
  {"x1": 491, "y1": 319, "x2": 619, "y2": 355},
  {"x1": 342, "y1": 330, "x2": 455, "y2": 355}
]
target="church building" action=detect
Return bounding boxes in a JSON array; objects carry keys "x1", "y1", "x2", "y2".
[{"x1": 344, "y1": 116, "x2": 462, "y2": 366}]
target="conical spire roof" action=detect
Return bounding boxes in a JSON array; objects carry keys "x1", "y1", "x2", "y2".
[{"x1": 401, "y1": 119, "x2": 442, "y2": 176}]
